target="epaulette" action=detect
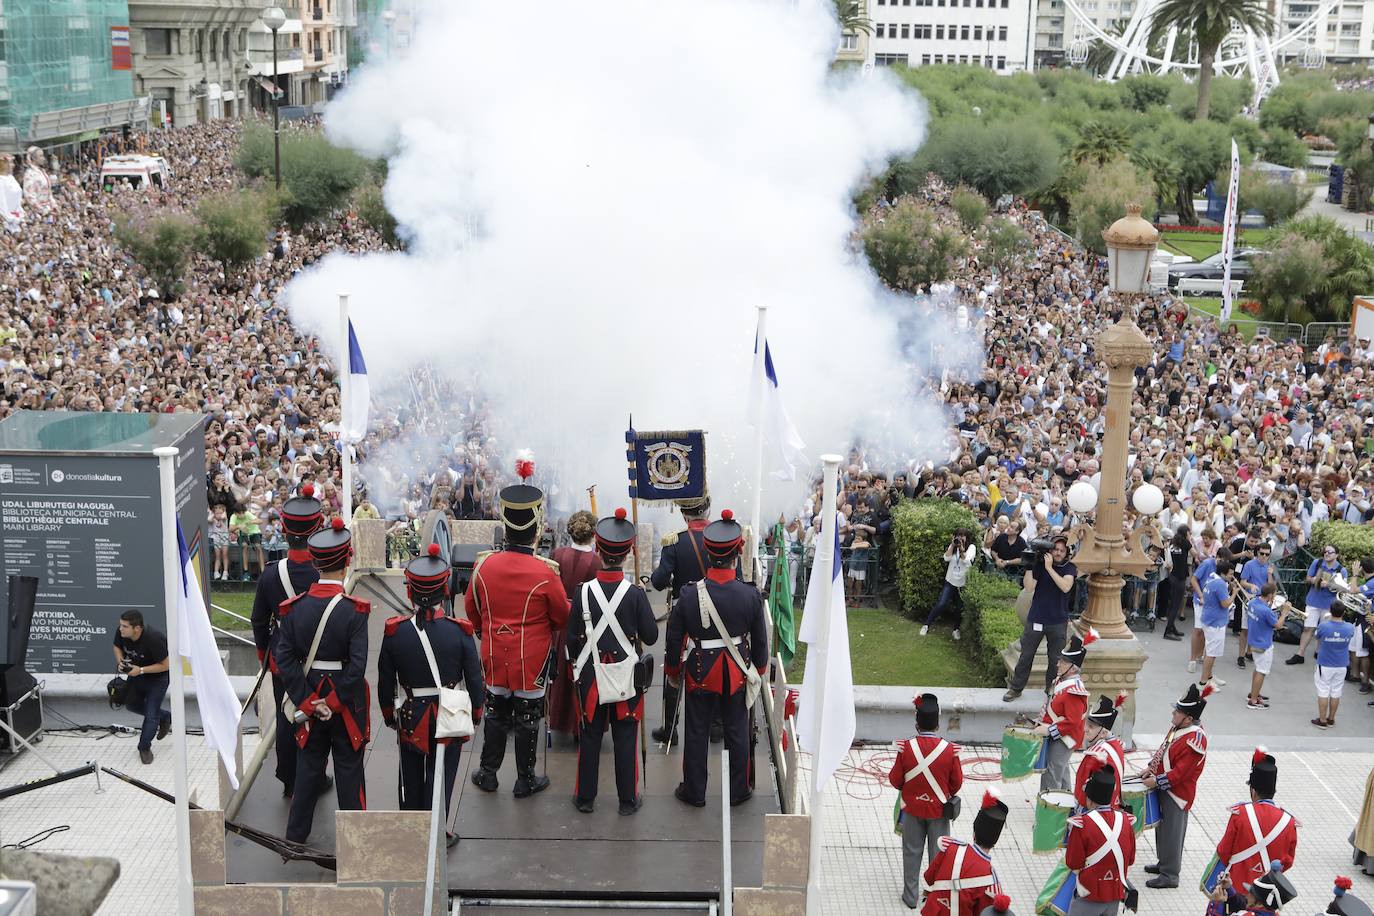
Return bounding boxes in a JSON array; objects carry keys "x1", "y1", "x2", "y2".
[
  {"x1": 1123, "y1": 810, "x2": 1136, "y2": 826},
  {"x1": 538, "y1": 555, "x2": 561, "y2": 574},
  {"x1": 1065, "y1": 681, "x2": 1089, "y2": 697},
  {"x1": 1228, "y1": 801, "x2": 1247, "y2": 815},
  {"x1": 1068, "y1": 815, "x2": 1085, "y2": 829},
  {"x1": 383, "y1": 615, "x2": 409, "y2": 638},
  {"x1": 937, "y1": 835, "x2": 962, "y2": 852},
  {"x1": 278, "y1": 593, "x2": 305, "y2": 617},
  {"x1": 472, "y1": 549, "x2": 494, "y2": 578},
  {"x1": 438, "y1": 615, "x2": 475, "y2": 636},
  {"x1": 662, "y1": 532, "x2": 678, "y2": 547},
  {"x1": 349, "y1": 596, "x2": 371, "y2": 615},
  {"x1": 1187, "y1": 733, "x2": 1207, "y2": 755}
]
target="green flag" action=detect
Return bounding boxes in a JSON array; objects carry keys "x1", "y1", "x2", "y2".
[{"x1": 769, "y1": 521, "x2": 797, "y2": 668}]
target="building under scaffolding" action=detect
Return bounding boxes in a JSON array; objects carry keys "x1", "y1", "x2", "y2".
[{"x1": 0, "y1": 0, "x2": 147, "y2": 152}]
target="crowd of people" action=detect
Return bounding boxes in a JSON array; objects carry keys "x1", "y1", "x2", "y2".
[{"x1": 0, "y1": 120, "x2": 520, "y2": 579}]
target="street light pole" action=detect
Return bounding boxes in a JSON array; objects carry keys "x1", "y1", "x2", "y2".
[{"x1": 263, "y1": 6, "x2": 287, "y2": 191}]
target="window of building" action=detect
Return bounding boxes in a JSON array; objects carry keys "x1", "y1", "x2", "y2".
[
  {"x1": 973, "y1": 25, "x2": 983, "y2": 40},
  {"x1": 960, "y1": 25, "x2": 970, "y2": 39},
  {"x1": 998, "y1": 26, "x2": 1008, "y2": 40},
  {"x1": 916, "y1": 24, "x2": 932, "y2": 38},
  {"x1": 936, "y1": 24, "x2": 945, "y2": 39},
  {"x1": 958, "y1": 53, "x2": 968, "y2": 63},
  {"x1": 224, "y1": 31, "x2": 230, "y2": 58},
  {"x1": 145, "y1": 28, "x2": 173, "y2": 56},
  {"x1": 194, "y1": 30, "x2": 204, "y2": 62},
  {"x1": 209, "y1": 30, "x2": 218, "y2": 61},
  {"x1": 922, "y1": 53, "x2": 932, "y2": 64},
  {"x1": 841, "y1": 32, "x2": 859, "y2": 50},
  {"x1": 901, "y1": 23, "x2": 910, "y2": 37},
  {"x1": 875, "y1": 23, "x2": 885, "y2": 37},
  {"x1": 875, "y1": 52, "x2": 909, "y2": 65},
  {"x1": 1002, "y1": 0, "x2": 1009, "y2": 6},
  {"x1": 997, "y1": 55, "x2": 1006, "y2": 68}
]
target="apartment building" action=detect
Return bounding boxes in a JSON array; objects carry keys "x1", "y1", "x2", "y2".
[
  {"x1": 864, "y1": 0, "x2": 1036, "y2": 72},
  {"x1": 1276, "y1": 1, "x2": 1374, "y2": 66},
  {"x1": 1033, "y1": 0, "x2": 1137, "y2": 68}
]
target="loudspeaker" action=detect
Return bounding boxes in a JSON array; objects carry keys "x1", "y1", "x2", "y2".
[
  {"x1": 449, "y1": 544, "x2": 487, "y2": 596},
  {"x1": 0, "y1": 575, "x2": 38, "y2": 670}
]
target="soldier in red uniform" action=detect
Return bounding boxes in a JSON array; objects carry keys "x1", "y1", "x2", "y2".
[
  {"x1": 272, "y1": 518, "x2": 370, "y2": 844},
  {"x1": 920, "y1": 789, "x2": 1008, "y2": 916},
  {"x1": 1215, "y1": 749, "x2": 1299, "y2": 896},
  {"x1": 664, "y1": 510, "x2": 768, "y2": 808},
  {"x1": 1140, "y1": 682, "x2": 1213, "y2": 889},
  {"x1": 1032, "y1": 629, "x2": 1095, "y2": 793},
  {"x1": 1074, "y1": 694, "x2": 1126, "y2": 811},
  {"x1": 889, "y1": 692, "x2": 964, "y2": 909},
  {"x1": 250, "y1": 484, "x2": 323, "y2": 799},
  {"x1": 1064, "y1": 766, "x2": 1136, "y2": 915},
  {"x1": 378, "y1": 545, "x2": 485, "y2": 848},
  {"x1": 1206, "y1": 865, "x2": 1297, "y2": 916},
  {"x1": 465, "y1": 484, "x2": 571, "y2": 798},
  {"x1": 567, "y1": 509, "x2": 658, "y2": 815}
]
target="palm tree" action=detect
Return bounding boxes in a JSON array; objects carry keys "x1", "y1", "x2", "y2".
[
  {"x1": 834, "y1": 0, "x2": 872, "y2": 35},
  {"x1": 1150, "y1": 0, "x2": 1272, "y2": 121},
  {"x1": 1071, "y1": 121, "x2": 1133, "y2": 167}
]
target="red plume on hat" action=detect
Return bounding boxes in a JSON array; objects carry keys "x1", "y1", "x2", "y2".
[
  {"x1": 1113, "y1": 692, "x2": 1127, "y2": 709},
  {"x1": 992, "y1": 894, "x2": 1012, "y2": 913},
  {"x1": 1252, "y1": 746, "x2": 1268, "y2": 765},
  {"x1": 1335, "y1": 875, "x2": 1354, "y2": 892},
  {"x1": 1201, "y1": 683, "x2": 1217, "y2": 699},
  {"x1": 515, "y1": 449, "x2": 535, "y2": 481},
  {"x1": 981, "y1": 788, "x2": 1002, "y2": 810},
  {"x1": 1082, "y1": 627, "x2": 1099, "y2": 646},
  {"x1": 913, "y1": 695, "x2": 923, "y2": 709}
]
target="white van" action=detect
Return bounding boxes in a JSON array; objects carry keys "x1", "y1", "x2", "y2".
[{"x1": 99, "y1": 155, "x2": 172, "y2": 191}]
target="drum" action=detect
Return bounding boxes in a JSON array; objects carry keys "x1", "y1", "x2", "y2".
[
  {"x1": 1001, "y1": 725, "x2": 1045, "y2": 782},
  {"x1": 1200, "y1": 852, "x2": 1227, "y2": 896},
  {"x1": 1034, "y1": 790, "x2": 1077, "y2": 853},
  {"x1": 1120, "y1": 779, "x2": 1161, "y2": 834},
  {"x1": 1034, "y1": 859, "x2": 1076, "y2": 916}
]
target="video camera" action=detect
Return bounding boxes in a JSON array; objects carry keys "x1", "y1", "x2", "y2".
[{"x1": 1021, "y1": 537, "x2": 1056, "y2": 567}]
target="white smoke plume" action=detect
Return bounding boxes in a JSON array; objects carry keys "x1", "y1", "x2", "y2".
[{"x1": 285, "y1": 0, "x2": 972, "y2": 521}]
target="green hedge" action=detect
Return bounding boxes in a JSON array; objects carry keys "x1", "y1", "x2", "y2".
[
  {"x1": 1310, "y1": 521, "x2": 1374, "y2": 567},
  {"x1": 962, "y1": 572, "x2": 1023, "y2": 682},
  {"x1": 892, "y1": 499, "x2": 979, "y2": 619}
]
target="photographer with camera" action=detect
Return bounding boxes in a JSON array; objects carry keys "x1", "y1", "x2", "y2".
[
  {"x1": 111, "y1": 609, "x2": 172, "y2": 765},
  {"x1": 921, "y1": 528, "x2": 976, "y2": 640},
  {"x1": 1003, "y1": 535, "x2": 1077, "y2": 702}
]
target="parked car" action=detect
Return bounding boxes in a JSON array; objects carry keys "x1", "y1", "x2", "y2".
[{"x1": 1166, "y1": 249, "x2": 1263, "y2": 288}]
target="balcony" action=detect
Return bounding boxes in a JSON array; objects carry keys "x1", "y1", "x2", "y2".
[
  {"x1": 246, "y1": 46, "x2": 304, "y2": 77},
  {"x1": 312, "y1": 6, "x2": 323, "y2": 20}
]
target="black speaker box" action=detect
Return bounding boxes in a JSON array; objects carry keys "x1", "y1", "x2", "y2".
[{"x1": 0, "y1": 575, "x2": 38, "y2": 670}]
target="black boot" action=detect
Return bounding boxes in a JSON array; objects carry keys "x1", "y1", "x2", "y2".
[
  {"x1": 473, "y1": 693, "x2": 512, "y2": 792},
  {"x1": 652, "y1": 683, "x2": 680, "y2": 744},
  {"x1": 512, "y1": 697, "x2": 550, "y2": 798}
]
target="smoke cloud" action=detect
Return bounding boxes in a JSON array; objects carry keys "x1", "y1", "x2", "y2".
[{"x1": 285, "y1": 0, "x2": 971, "y2": 520}]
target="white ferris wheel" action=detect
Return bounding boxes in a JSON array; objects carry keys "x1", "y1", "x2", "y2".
[{"x1": 1063, "y1": 0, "x2": 1338, "y2": 105}]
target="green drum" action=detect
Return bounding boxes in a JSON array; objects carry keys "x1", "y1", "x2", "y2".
[
  {"x1": 1001, "y1": 725, "x2": 1043, "y2": 782},
  {"x1": 1121, "y1": 778, "x2": 1148, "y2": 835},
  {"x1": 1033, "y1": 790, "x2": 1077, "y2": 853}
]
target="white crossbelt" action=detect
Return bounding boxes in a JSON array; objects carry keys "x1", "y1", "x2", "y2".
[
  {"x1": 902, "y1": 737, "x2": 950, "y2": 805},
  {"x1": 1080, "y1": 809, "x2": 1126, "y2": 892},
  {"x1": 1230, "y1": 803, "x2": 1292, "y2": 873},
  {"x1": 922, "y1": 844, "x2": 997, "y2": 916},
  {"x1": 311, "y1": 660, "x2": 343, "y2": 671},
  {"x1": 698, "y1": 636, "x2": 743, "y2": 650},
  {"x1": 1092, "y1": 739, "x2": 1124, "y2": 787},
  {"x1": 1160, "y1": 724, "x2": 1202, "y2": 807}
]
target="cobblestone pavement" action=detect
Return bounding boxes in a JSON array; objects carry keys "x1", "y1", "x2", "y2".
[{"x1": 805, "y1": 744, "x2": 1373, "y2": 916}]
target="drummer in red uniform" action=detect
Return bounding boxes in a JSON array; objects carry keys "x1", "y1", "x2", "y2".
[
  {"x1": 889, "y1": 692, "x2": 964, "y2": 909},
  {"x1": 466, "y1": 484, "x2": 571, "y2": 798},
  {"x1": 1074, "y1": 694, "x2": 1126, "y2": 811},
  {"x1": 1214, "y1": 749, "x2": 1299, "y2": 896},
  {"x1": 1140, "y1": 682, "x2": 1213, "y2": 889},
  {"x1": 920, "y1": 790, "x2": 1008, "y2": 916},
  {"x1": 1032, "y1": 629, "x2": 1095, "y2": 793},
  {"x1": 1065, "y1": 766, "x2": 1136, "y2": 916}
]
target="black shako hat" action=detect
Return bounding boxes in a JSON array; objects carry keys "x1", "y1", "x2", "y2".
[
  {"x1": 973, "y1": 790, "x2": 1008, "y2": 848},
  {"x1": 1175, "y1": 682, "x2": 1214, "y2": 719},
  {"x1": 499, "y1": 484, "x2": 544, "y2": 533},
  {"x1": 281, "y1": 483, "x2": 324, "y2": 539},
  {"x1": 914, "y1": 693, "x2": 940, "y2": 731},
  {"x1": 405, "y1": 543, "x2": 450, "y2": 606},
  {"x1": 1248, "y1": 747, "x2": 1278, "y2": 799},
  {"x1": 1085, "y1": 765, "x2": 1116, "y2": 806},
  {"x1": 1087, "y1": 693, "x2": 1126, "y2": 730},
  {"x1": 307, "y1": 517, "x2": 352, "y2": 570},
  {"x1": 595, "y1": 508, "x2": 637, "y2": 560},
  {"x1": 704, "y1": 509, "x2": 744, "y2": 559}
]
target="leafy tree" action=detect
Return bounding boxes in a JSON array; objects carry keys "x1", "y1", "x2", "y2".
[
  {"x1": 911, "y1": 118, "x2": 1061, "y2": 201},
  {"x1": 861, "y1": 198, "x2": 969, "y2": 292},
  {"x1": 1151, "y1": 0, "x2": 1272, "y2": 122},
  {"x1": 195, "y1": 190, "x2": 277, "y2": 274},
  {"x1": 1259, "y1": 85, "x2": 1316, "y2": 136},
  {"x1": 1069, "y1": 158, "x2": 1157, "y2": 254},
  {"x1": 981, "y1": 217, "x2": 1029, "y2": 275},
  {"x1": 1238, "y1": 170, "x2": 1312, "y2": 228},
  {"x1": 1270, "y1": 216, "x2": 1374, "y2": 322},
  {"x1": 235, "y1": 125, "x2": 370, "y2": 227},
  {"x1": 1249, "y1": 236, "x2": 1329, "y2": 325},
  {"x1": 1149, "y1": 118, "x2": 1232, "y2": 223},
  {"x1": 1257, "y1": 130, "x2": 1309, "y2": 169},
  {"x1": 1117, "y1": 74, "x2": 1173, "y2": 112},
  {"x1": 1129, "y1": 147, "x2": 1180, "y2": 214},
  {"x1": 1071, "y1": 120, "x2": 1133, "y2": 167},
  {"x1": 950, "y1": 186, "x2": 988, "y2": 232},
  {"x1": 235, "y1": 125, "x2": 275, "y2": 180},
  {"x1": 353, "y1": 181, "x2": 400, "y2": 247},
  {"x1": 114, "y1": 214, "x2": 198, "y2": 297}
]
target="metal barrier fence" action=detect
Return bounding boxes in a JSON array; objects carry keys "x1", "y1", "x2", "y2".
[
  {"x1": 1303, "y1": 321, "x2": 1351, "y2": 346},
  {"x1": 778, "y1": 544, "x2": 881, "y2": 605},
  {"x1": 1178, "y1": 300, "x2": 1304, "y2": 341}
]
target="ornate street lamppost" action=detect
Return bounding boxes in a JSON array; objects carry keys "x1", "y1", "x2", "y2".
[{"x1": 263, "y1": 6, "x2": 286, "y2": 191}]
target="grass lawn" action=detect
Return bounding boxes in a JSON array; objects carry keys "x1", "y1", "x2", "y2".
[
  {"x1": 786, "y1": 604, "x2": 981, "y2": 687},
  {"x1": 208, "y1": 588, "x2": 254, "y2": 631},
  {"x1": 1159, "y1": 228, "x2": 1276, "y2": 263}
]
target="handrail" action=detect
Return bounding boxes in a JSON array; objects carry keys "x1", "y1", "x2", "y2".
[
  {"x1": 211, "y1": 625, "x2": 256, "y2": 647},
  {"x1": 211, "y1": 602, "x2": 251, "y2": 625},
  {"x1": 720, "y1": 745, "x2": 733, "y2": 916}
]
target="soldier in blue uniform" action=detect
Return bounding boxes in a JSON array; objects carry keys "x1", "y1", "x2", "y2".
[
  {"x1": 568, "y1": 508, "x2": 659, "y2": 815},
  {"x1": 250, "y1": 484, "x2": 324, "y2": 798},
  {"x1": 665, "y1": 510, "x2": 768, "y2": 807},
  {"x1": 378, "y1": 543, "x2": 485, "y2": 847},
  {"x1": 649, "y1": 495, "x2": 719, "y2": 745},
  {"x1": 273, "y1": 518, "x2": 371, "y2": 844}
]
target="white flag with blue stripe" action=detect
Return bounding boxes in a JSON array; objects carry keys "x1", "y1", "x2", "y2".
[
  {"x1": 796, "y1": 510, "x2": 854, "y2": 792},
  {"x1": 750, "y1": 327, "x2": 808, "y2": 481},
  {"x1": 176, "y1": 521, "x2": 241, "y2": 788},
  {"x1": 343, "y1": 320, "x2": 370, "y2": 443}
]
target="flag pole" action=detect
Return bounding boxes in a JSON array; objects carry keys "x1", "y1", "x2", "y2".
[
  {"x1": 805, "y1": 454, "x2": 842, "y2": 916},
  {"x1": 338, "y1": 292, "x2": 353, "y2": 524},
  {"x1": 749, "y1": 305, "x2": 768, "y2": 583},
  {"x1": 155, "y1": 445, "x2": 194, "y2": 915}
]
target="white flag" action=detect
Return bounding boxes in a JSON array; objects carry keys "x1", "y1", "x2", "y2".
[
  {"x1": 1219, "y1": 139, "x2": 1241, "y2": 324},
  {"x1": 749, "y1": 327, "x2": 808, "y2": 481},
  {"x1": 343, "y1": 320, "x2": 370, "y2": 443},
  {"x1": 176, "y1": 522, "x2": 242, "y2": 788},
  {"x1": 796, "y1": 510, "x2": 855, "y2": 791}
]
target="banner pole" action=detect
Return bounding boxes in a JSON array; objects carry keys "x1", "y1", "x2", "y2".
[
  {"x1": 749, "y1": 306, "x2": 768, "y2": 579},
  {"x1": 338, "y1": 292, "x2": 353, "y2": 523}
]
